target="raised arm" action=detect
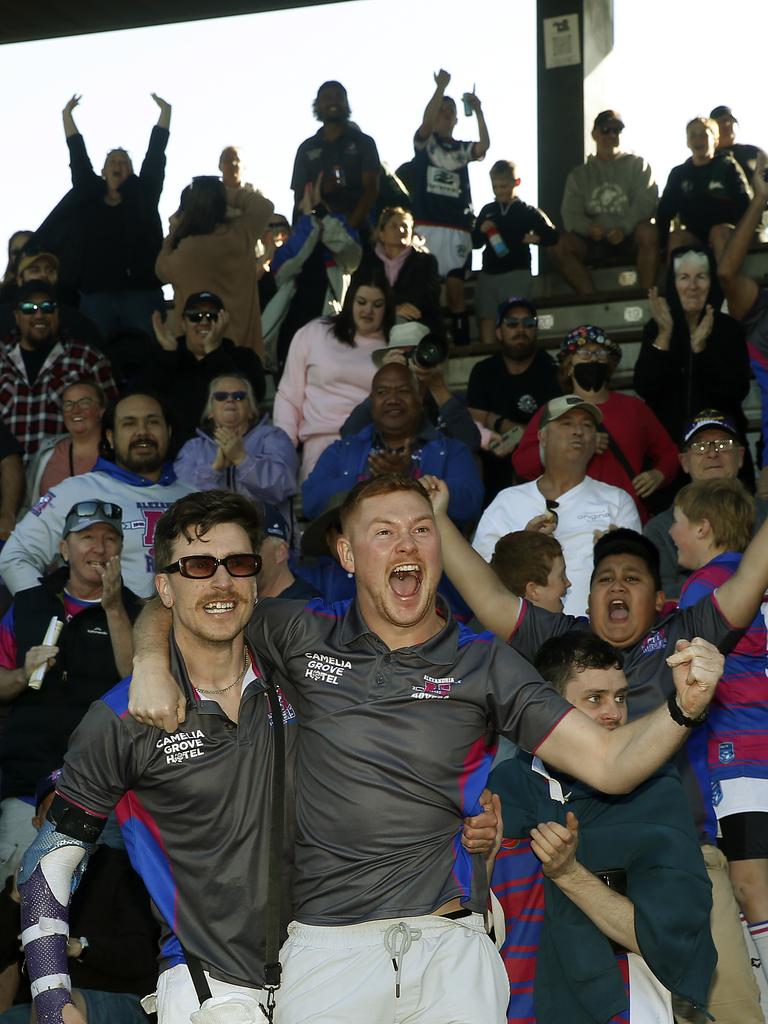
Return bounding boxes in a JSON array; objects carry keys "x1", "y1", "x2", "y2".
[
  {"x1": 127, "y1": 599, "x2": 183, "y2": 731},
  {"x1": 417, "y1": 69, "x2": 451, "y2": 141},
  {"x1": 717, "y1": 157, "x2": 768, "y2": 321},
  {"x1": 466, "y1": 93, "x2": 490, "y2": 161},
  {"x1": 62, "y1": 95, "x2": 81, "y2": 139},
  {"x1": 150, "y1": 92, "x2": 171, "y2": 131},
  {"x1": 716, "y1": 511, "x2": 768, "y2": 628}
]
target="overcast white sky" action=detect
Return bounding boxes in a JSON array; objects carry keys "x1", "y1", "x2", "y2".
[{"x1": 0, "y1": 0, "x2": 764, "y2": 265}]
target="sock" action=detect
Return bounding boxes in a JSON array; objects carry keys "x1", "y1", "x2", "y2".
[
  {"x1": 741, "y1": 916, "x2": 768, "y2": 1016},
  {"x1": 748, "y1": 918, "x2": 768, "y2": 992}
]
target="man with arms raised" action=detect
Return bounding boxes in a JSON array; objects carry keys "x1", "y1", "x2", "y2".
[
  {"x1": 18, "y1": 490, "x2": 297, "y2": 1024},
  {"x1": 130, "y1": 473, "x2": 722, "y2": 1023}
]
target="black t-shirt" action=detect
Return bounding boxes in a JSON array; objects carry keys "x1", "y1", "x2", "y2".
[
  {"x1": 410, "y1": 133, "x2": 476, "y2": 229},
  {"x1": 466, "y1": 349, "x2": 561, "y2": 423},
  {"x1": 291, "y1": 125, "x2": 380, "y2": 217},
  {"x1": 20, "y1": 343, "x2": 55, "y2": 384}
]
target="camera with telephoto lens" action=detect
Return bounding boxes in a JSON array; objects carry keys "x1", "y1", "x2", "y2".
[{"x1": 407, "y1": 333, "x2": 449, "y2": 370}]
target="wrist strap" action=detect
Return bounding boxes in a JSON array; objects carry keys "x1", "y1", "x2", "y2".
[{"x1": 667, "y1": 690, "x2": 706, "y2": 728}]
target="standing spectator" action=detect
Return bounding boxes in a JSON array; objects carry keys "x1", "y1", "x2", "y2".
[
  {"x1": 634, "y1": 246, "x2": 752, "y2": 483},
  {"x1": 0, "y1": 281, "x2": 116, "y2": 460},
  {"x1": 26, "y1": 380, "x2": 106, "y2": 504},
  {"x1": 0, "y1": 392, "x2": 194, "y2": 599},
  {"x1": 291, "y1": 81, "x2": 380, "y2": 235},
  {"x1": 552, "y1": 110, "x2": 659, "y2": 294},
  {"x1": 656, "y1": 117, "x2": 751, "y2": 259},
  {"x1": 472, "y1": 396, "x2": 641, "y2": 615},
  {"x1": 35, "y1": 94, "x2": 171, "y2": 340},
  {"x1": 373, "y1": 207, "x2": 442, "y2": 334},
  {"x1": 0, "y1": 426, "x2": 23, "y2": 546},
  {"x1": 472, "y1": 160, "x2": 559, "y2": 342},
  {"x1": 149, "y1": 290, "x2": 266, "y2": 441},
  {"x1": 0, "y1": 231, "x2": 33, "y2": 303},
  {"x1": 155, "y1": 176, "x2": 274, "y2": 357},
  {"x1": 411, "y1": 69, "x2": 490, "y2": 345},
  {"x1": 174, "y1": 374, "x2": 298, "y2": 526},
  {"x1": 273, "y1": 266, "x2": 394, "y2": 480},
  {"x1": 512, "y1": 324, "x2": 679, "y2": 521},
  {"x1": 711, "y1": 105, "x2": 765, "y2": 184}
]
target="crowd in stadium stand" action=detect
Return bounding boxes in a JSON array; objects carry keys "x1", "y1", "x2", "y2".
[{"x1": 2, "y1": 68, "x2": 768, "y2": 1024}]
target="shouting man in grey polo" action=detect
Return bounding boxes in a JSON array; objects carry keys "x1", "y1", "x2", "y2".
[{"x1": 127, "y1": 474, "x2": 723, "y2": 1024}]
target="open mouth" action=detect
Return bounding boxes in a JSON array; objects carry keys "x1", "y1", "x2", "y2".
[
  {"x1": 389, "y1": 563, "x2": 422, "y2": 599},
  {"x1": 608, "y1": 599, "x2": 629, "y2": 623},
  {"x1": 203, "y1": 600, "x2": 236, "y2": 615},
  {"x1": 131, "y1": 440, "x2": 157, "y2": 451}
]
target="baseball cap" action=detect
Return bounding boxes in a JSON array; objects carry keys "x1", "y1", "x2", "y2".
[
  {"x1": 372, "y1": 321, "x2": 431, "y2": 368},
  {"x1": 262, "y1": 504, "x2": 290, "y2": 543},
  {"x1": 593, "y1": 110, "x2": 625, "y2": 131},
  {"x1": 301, "y1": 491, "x2": 350, "y2": 558},
  {"x1": 496, "y1": 296, "x2": 537, "y2": 325},
  {"x1": 558, "y1": 324, "x2": 622, "y2": 364},
  {"x1": 17, "y1": 251, "x2": 59, "y2": 276},
  {"x1": 17, "y1": 280, "x2": 57, "y2": 303},
  {"x1": 682, "y1": 409, "x2": 741, "y2": 447},
  {"x1": 540, "y1": 394, "x2": 603, "y2": 428},
  {"x1": 710, "y1": 105, "x2": 738, "y2": 123},
  {"x1": 183, "y1": 291, "x2": 224, "y2": 313},
  {"x1": 63, "y1": 500, "x2": 124, "y2": 538}
]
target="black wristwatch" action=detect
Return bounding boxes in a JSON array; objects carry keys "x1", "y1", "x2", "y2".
[
  {"x1": 667, "y1": 691, "x2": 707, "y2": 728},
  {"x1": 311, "y1": 203, "x2": 329, "y2": 221}
]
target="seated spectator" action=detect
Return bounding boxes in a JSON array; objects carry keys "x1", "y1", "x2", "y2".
[
  {"x1": 512, "y1": 324, "x2": 679, "y2": 521},
  {"x1": 0, "y1": 250, "x2": 101, "y2": 350},
  {"x1": 671, "y1": 478, "x2": 768, "y2": 993},
  {"x1": 273, "y1": 265, "x2": 395, "y2": 480},
  {"x1": 656, "y1": 117, "x2": 751, "y2": 259},
  {"x1": 0, "y1": 231, "x2": 33, "y2": 303},
  {"x1": 411, "y1": 69, "x2": 490, "y2": 344},
  {"x1": 258, "y1": 505, "x2": 320, "y2": 600},
  {"x1": 373, "y1": 207, "x2": 441, "y2": 334},
  {"x1": 490, "y1": 531, "x2": 570, "y2": 614},
  {"x1": 291, "y1": 81, "x2": 380, "y2": 235},
  {"x1": 490, "y1": 632, "x2": 715, "y2": 1024},
  {"x1": 0, "y1": 501, "x2": 141, "y2": 883},
  {"x1": 0, "y1": 425, "x2": 23, "y2": 547},
  {"x1": 149, "y1": 290, "x2": 266, "y2": 441},
  {"x1": 0, "y1": 773, "x2": 158, "y2": 1023},
  {"x1": 155, "y1": 175, "x2": 274, "y2": 357},
  {"x1": 472, "y1": 395, "x2": 640, "y2": 615},
  {"x1": 717, "y1": 159, "x2": 768, "y2": 497},
  {"x1": 264, "y1": 178, "x2": 361, "y2": 372},
  {"x1": 472, "y1": 160, "x2": 559, "y2": 342},
  {"x1": 303, "y1": 362, "x2": 483, "y2": 528},
  {"x1": 552, "y1": 110, "x2": 659, "y2": 294},
  {"x1": 34, "y1": 94, "x2": 171, "y2": 341},
  {"x1": 0, "y1": 392, "x2": 194, "y2": 599},
  {"x1": 174, "y1": 374, "x2": 298, "y2": 525},
  {"x1": 644, "y1": 410, "x2": 767, "y2": 600},
  {"x1": 293, "y1": 492, "x2": 357, "y2": 604},
  {"x1": 26, "y1": 379, "x2": 106, "y2": 505},
  {"x1": 0, "y1": 280, "x2": 116, "y2": 460},
  {"x1": 634, "y1": 246, "x2": 752, "y2": 484},
  {"x1": 710, "y1": 105, "x2": 765, "y2": 193},
  {"x1": 342, "y1": 322, "x2": 480, "y2": 453}
]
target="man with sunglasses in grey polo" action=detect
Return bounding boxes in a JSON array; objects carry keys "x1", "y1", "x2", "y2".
[{"x1": 0, "y1": 498, "x2": 141, "y2": 885}]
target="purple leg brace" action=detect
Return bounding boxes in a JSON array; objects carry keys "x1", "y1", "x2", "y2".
[{"x1": 19, "y1": 863, "x2": 73, "y2": 1024}]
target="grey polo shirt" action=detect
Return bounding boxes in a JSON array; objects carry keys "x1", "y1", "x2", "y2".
[
  {"x1": 55, "y1": 637, "x2": 298, "y2": 988},
  {"x1": 246, "y1": 596, "x2": 572, "y2": 926}
]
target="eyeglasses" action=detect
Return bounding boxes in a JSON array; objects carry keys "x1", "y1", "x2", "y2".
[
  {"x1": 502, "y1": 316, "x2": 538, "y2": 328},
  {"x1": 69, "y1": 500, "x2": 123, "y2": 521},
  {"x1": 62, "y1": 396, "x2": 97, "y2": 412},
  {"x1": 184, "y1": 310, "x2": 219, "y2": 323},
  {"x1": 687, "y1": 438, "x2": 737, "y2": 454},
  {"x1": 18, "y1": 301, "x2": 57, "y2": 315},
  {"x1": 573, "y1": 349, "x2": 610, "y2": 363},
  {"x1": 162, "y1": 553, "x2": 262, "y2": 578},
  {"x1": 212, "y1": 391, "x2": 247, "y2": 402}
]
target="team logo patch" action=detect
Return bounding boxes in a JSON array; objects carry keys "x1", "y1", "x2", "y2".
[
  {"x1": 268, "y1": 691, "x2": 297, "y2": 727},
  {"x1": 411, "y1": 675, "x2": 462, "y2": 700},
  {"x1": 641, "y1": 629, "x2": 666, "y2": 655},
  {"x1": 31, "y1": 492, "x2": 54, "y2": 517},
  {"x1": 156, "y1": 730, "x2": 207, "y2": 766},
  {"x1": 711, "y1": 781, "x2": 723, "y2": 806},
  {"x1": 303, "y1": 652, "x2": 350, "y2": 685},
  {"x1": 719, "y1": 742, "x2": 736, "y2": 764}
]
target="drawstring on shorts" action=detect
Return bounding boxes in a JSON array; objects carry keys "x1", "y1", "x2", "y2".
[{"x1": 384, "y1": 922, "x2": 422, "y2": 998}]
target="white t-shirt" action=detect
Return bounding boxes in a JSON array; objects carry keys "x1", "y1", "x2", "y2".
[{"x1": 472, "y1": 476, "x2": 641, "y2": 616}]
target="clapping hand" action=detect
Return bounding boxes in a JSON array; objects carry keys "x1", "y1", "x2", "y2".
[
  {"x1": 690, "y1": 305, "x2": 714, "y2": 353},
  {"x1": 96, "y1": 556, "x2": 123, "y2": 612},
  {"x1": 214, "y1": 426, "x2": 246, "y2": 466},
  {"x1": 152, "y1": 311, "x2": 177, "y2": 352}
]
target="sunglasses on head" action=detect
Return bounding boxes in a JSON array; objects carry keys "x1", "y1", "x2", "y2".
[
  {"x1": 162, "y1": 553, "x2": 262, "y2": 579},
  {"x1": 503, "y1": 315, "x2": 538, "y2": 328},
  {"x1": 69, "y1": 500, "x2": 123, "y2": 521},
  {"x1": 212, "y1": 391, "x2": 247, "y2": 402},
  {"x1": 18, "y1": 301, "x2": 56, "y2": 315},
  {"x1": 184, "y1": 310, "x2": 219, "y2": 323}
]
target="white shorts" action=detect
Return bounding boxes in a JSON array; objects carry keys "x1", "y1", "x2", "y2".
[
  {"x1": 276, "y1": 912, "x2": 509, "y2": 1023},
  {"x1": 144, "y1": 963, "x2": 267, "y2": 1024},
  {"x1": 414, "y1": 225, "x2": 471, "y2": 278}
]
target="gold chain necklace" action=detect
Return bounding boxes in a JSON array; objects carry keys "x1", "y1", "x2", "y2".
[{"x1": 195, "y1": 646, "x2": 248, "y2": 696}]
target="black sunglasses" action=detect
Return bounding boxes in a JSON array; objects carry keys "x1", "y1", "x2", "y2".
[
  {"x1": 184, "y1": 310, "x2": 219, "y2": 323},
  {"x1": 162, "y1": 553, "x2": 262, "y2": 579},
  {"x1": 69, "y1": 500, "x2": 123, "y2": 520},
  {"x1": 18, "y1": 300, "x2": 57, "y2": 315},
  {"x1": 212, "y1": 391, "x2": 247, "y2": 402}
]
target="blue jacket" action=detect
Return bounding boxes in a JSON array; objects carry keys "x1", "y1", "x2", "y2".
[{"x1": 302, "y1": 421, "x2": 483, "y2": 527}]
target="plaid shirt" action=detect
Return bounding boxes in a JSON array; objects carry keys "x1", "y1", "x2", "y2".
[{"x1": 0, "y1": 339, "x2": 117, "y2": 459}]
